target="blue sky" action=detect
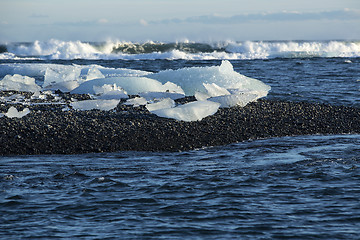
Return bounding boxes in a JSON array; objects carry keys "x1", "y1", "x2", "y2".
[{"x1": 1, "y1": 0, "x2": 359, "y2": 42}]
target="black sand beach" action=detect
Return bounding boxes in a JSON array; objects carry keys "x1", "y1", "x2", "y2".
[{"x1": 1, "y1": 91, "x2": 359, "y2": 155}]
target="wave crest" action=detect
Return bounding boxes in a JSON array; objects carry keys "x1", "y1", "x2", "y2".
[{"x1": 1, "y1": 39, "x2": 360, "y2": 60}]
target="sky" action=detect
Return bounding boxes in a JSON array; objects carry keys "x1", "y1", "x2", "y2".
[{"x1": 1, "y1": 0, "x2": 360, "y2": 42}]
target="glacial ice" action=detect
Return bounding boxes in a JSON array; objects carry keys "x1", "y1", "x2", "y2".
[
  {"x1": 146, "y1": 98, "x2": 175, "y2": 112},
  {"x1": 3, "y1": 106, "x2": 31, "y2": 118},
  {"x1": 43, "y1": 65, "x2": 81, "y2": 87},
  {"x1": 0, "y1": 74, "x2": 41, "y2": 92},
  {"x1": 140, "y1": 91, "x2": 185, "y2": 101},
  {"x1": 81, "y1": 67, "x2": 105, "y2": 81},
  {"x1": 42, "y1": 80, "x2": 80, "y2": 92},
  {"x1": 151, "y1": 100, "x2": 221, "y2": 122},
  {"x1": 203, "y1": 83, "x2": 231, "y2": 97},
  {"x1": 123, "y1": 97, "x2": 148, "y2": 107},
  {"x1": 147, "y1": 60, "x2": 270, "y2": 97},
  {"x1": 93, "y1": 84, "x2": 128, "y2": 100},
  {"x1": 70, "y1": 99, "x2": 120, "y2": 111},
  {"x1": 209, "y1": 92, "x2": 259, "y2": 108},
  {"x1": 0, "y1": 61, "x2": 271, "y2": 121},
  {"x1": 71, "y1": 77, "x2": 183, "y2": 95}
]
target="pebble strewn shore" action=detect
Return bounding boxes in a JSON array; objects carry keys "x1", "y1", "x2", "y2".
[{"x1": 1, "y1": 91, "x2": 359, "y2": 155}]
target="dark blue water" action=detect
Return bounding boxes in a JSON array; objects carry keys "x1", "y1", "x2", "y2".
[
  {"x1": 1, "y1": 57, "x2": 360, "y2": 239},
  {"x1": 1, "y1": 135, "x2": 360, "y2": 239}
]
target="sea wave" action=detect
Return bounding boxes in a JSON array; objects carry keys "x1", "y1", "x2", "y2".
[{"x1": 1, "y1": 39, "x2": 360, "y2": 60}]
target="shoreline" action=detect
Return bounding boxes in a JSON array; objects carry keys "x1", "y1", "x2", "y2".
[{"x1": 1, "y1": 96, "x2": 360, "y2": 155}]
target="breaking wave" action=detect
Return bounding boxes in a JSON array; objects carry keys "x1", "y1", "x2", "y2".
[{"x1": 1, "y1": 39, "x2": 360, "y2": 60}]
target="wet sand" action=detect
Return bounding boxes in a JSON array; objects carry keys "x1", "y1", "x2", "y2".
[{"x1": 1, "y1": 92, "x2": 359, "y2": 155}]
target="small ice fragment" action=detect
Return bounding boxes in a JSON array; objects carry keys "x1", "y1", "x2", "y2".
[
  {"x1": 4, "y1": 106, "x2": 31, "y2": 118},
  {"x1": 0, "y1": 74, "x2": 41, "y2": 92},
  {"x1": 42, "y1": 80, "x2": 79, "y2": 92},
  {"x1": 147, "y1": 60, "x2": 271, "y2": 97},
  {"x1": 96, "y1": 90, "x2": 129, "y2": 100},
  {"x1": 151, "y1": 100, "x2": 220, "y2": 122},
  {"x1": 70, "y1": 99, "x2": 120, "y2": 111},
  {"x1": 203, "y1": 83, "x2": 230, "y2": 97},
  {"x1": 43, "y1": 66, "x2": 81, "y2": 87},
  {"x1": 146, "y1": 98, "x2": 175, "y2": 111},
  {"x1": 71, "y1": 77, "x2": 171, "y2": 95},
  {"x1": 195, "y1": 91, "x2": 210, "y2": 101},
  {"x1": 140, "y1": 91, "x2": 185, "y2": 101},
  {"x1": 123, "y1": 97, "x2": 147, "y2": 107},
  {"x1": 163, "y1": 81, "x2": 185, "y2": 94},
  {"x1": 209, "y1": 93, "x2": 258, "y2": 108},
  {"x1": 82, "y1": 67, "x2": 105, "y2": 81},
  {"x1": 93, "y1": 83, "x2": 124, "y2": 95}
]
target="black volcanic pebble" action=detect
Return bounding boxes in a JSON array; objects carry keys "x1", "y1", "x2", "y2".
[{"x1": 0, "y1": 99, "x2": 359, "y2": 155}]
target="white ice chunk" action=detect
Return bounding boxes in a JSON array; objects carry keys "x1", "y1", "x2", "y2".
[
  {"x1": 70, "y1": 99, "x2": 120, "y2": 111},
  {"x1": 93, "y1": 83, "x2": 124, "y2": 95},
  {"x1": 96, "y1": 90, "x2": 129, "y2": 100},
  {"x1": 31, "y1": 91, "x2": 47, "y2": 100},
  {"x1": 71, "y1": 77, "x2": 174, "y2": 95},
  {"x1": 81, "y1": 67, "x2": 105, "y2": 81},
  {"x1": 146, "y1": 98, "x2": 175, "y2": 112},
  {"x1": 123, "y1": 97, "x2": 147, "y2": 107},
  {"x1": 93, "y1": 83, "x2": 129, "y2": 100},
  {"x1": 163, "y1": 81, "x2": 185, "y2": 94},
  {"x1": 203, "y1": 83, "x2": 231, "y2": 97},
  {"x1": 0, "y1": 74, "x2": 41, "y2": 92},
  {"x1": 0, "y1": 63, "x2": 149, "y2": 79},
  {"x1": 147, "y1": 60, "x2": 271, "y2": 97},
  {"x1": 43, "y1": 65, "x2": 81, "y2": 87},
  {"x1": 97, "y1": 67, "x2": 150, "y2": 77},
  {"x1": 4, "y1": 106, "x2": 30, "y2": 118},
  {"x1": 209, "y1": 93, "x2": 258, "y2": 108},
  {"x1": 151, "y1": 100, "x2": 220, "y2": 122},
  {"x1": 42, "y1": 80, "x2": 79, "y2": 92},
  {"x1": 194, "y1": 91, "x2": 210, "y2": 101},
  {"x1": 140, "y1": 91, "x2": 185, "y2": 101}
]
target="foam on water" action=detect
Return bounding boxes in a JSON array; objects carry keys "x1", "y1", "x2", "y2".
[{"x1": 1, "y1": 39, "x2": 360, "y2": 60}]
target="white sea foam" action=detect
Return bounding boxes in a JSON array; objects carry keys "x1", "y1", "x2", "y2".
[{"x1": 2, "y1": 39, "x2": 360, "y2": 60}]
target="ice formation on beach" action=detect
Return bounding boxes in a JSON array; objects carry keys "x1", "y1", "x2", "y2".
[
  {"x1": 0, "y1": 74, "x2": 41, "y2": 92},
  {"x1": 124, "y1": 97, "x2": 148, "y2": 107},
  {"x1": 147, "y1": 60, "x2": 271, "y2": 98},
  {"x1": 150, "y1": 100, "x2": 221, "y2": 122},
  {"x1": 146, "y1": 98, "x2": 175, "y2": 112},
  {"x1": 1, "y1": 106, "x2": 31, "y2": 118},
  {"x1": 71, "y1": 77, "x2": 183, "y2": 95},
  {"x1": 70, "y1": 99, "x2": 120, "y2": 111},
  {"x1": 93, "y1": 84, "x2": 129, "y2": 100},
  {"x1": 140, "y1": 92, "x2": 185, "y2": 101},
  {"x1": 0, "y1": 61, "x2": 271, "y2": 121}
]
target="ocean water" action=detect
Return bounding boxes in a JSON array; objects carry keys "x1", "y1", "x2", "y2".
[{"x1": 1, "y1": 40, "x2": 360, "y2": 239}]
